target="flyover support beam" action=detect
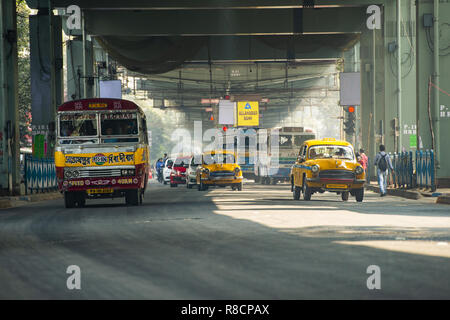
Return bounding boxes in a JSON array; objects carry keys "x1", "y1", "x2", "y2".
[
  {"x1": 360, "y1": 21, "x2": 384, "y2": 180},
  {"x1": 29, "y1": 9, "x2": 63, "y2": 158},
  {"x1": 84, "y1": 7, "x2": 366, "y2": 36},
  {"x1": 0, "y1": 0, "x2": 20, "y2": 195},
  {"x1": 342, "y1": 43, "x2": 360, "y2": 148},
  {"x1": 82, "y1": 14, "x2": 94, "y2": 98},
  {"x1": 416, "y1": 0, "x2": 450, "y2": 185},
  {"x1": 66, "y1": 37, "x2": 84, "y2": 100},
  {"x1": 383, "y1": 0, "x2": 416, "y2": 154}
]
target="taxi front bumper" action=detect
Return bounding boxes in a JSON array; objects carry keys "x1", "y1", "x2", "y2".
[
  {"x1": 306, "y1": 177, "x2": 365, "y2": 190},
  {"x1": 201, "y1": 176, "x2": 243, "y2": 185}
]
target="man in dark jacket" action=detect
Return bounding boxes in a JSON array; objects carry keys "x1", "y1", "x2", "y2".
[{"x1": 374, "y1": 145, "x2": 394, "y2": 196}]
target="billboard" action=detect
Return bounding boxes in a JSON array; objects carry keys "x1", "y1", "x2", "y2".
[
  {"x1": 218, "y1": 100, "x2": 235, "y2": 125},
  {"x1": 99, "y1": 80, "x2": 122, "y2": 99},
  {"x1": 339, "y1": 72, "x2": 361, "y2": 106},
  {"x1": 236, "y1": 101, "x2": 259, "y2": 127}
]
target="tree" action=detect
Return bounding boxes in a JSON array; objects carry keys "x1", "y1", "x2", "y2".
[{"x1": 16, "y1": 0, "x2": 32, "y2": 147}]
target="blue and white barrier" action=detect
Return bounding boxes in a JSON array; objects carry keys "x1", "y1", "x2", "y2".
[{"x1": 24, "y1": 155, "x2": 57, "y2": 194}]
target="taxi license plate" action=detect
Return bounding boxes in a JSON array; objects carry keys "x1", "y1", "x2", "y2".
[
  {"x1": 326, "y1": 184, "x2": 347, "y2": 189},
  {"x1": 87, "y1": 188, "x2": 113, "y2": 194}
]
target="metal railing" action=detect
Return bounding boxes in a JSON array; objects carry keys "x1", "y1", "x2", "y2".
[
  {"x1": 416, "y1": 150, "x2": 436, "y2": 191},
  {"x1": 373, "y1": 150, "x2": 435, "y2": 191},
  {"x1": 24, "y1": 155, "x2": 57, "y2": 194},
  {"x1": 389, "y1": 152, "x2": 414, "y2": 189}
]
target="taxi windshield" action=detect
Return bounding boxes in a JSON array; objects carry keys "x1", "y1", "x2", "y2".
[
  {"x1": 308, "y1": 145, "x2": 354, "y2": 160},
  {"x1": 203, "y1": 153, "x2": 236, "y2": 165}
]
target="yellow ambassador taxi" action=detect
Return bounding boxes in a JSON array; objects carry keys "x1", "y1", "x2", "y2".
[
  {"x1": 196, "y1": 150, "x2": 243, "y2": 191},
  {"x1": 290, "y1": 138, "x2": 365, "y2": 202}
]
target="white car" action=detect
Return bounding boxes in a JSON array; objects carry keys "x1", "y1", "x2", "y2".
[
  {"x1": 163, "y1": 158, "x2": 175, "y2": 184},
  {"x1": 186, "y1": 155, "x2": 201, "y2": 189}
]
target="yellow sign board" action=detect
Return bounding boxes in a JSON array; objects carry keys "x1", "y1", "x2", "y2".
[
  {"x1": 88, "y1": 103, "x2": 107, "y2": 109},
  {"x1": 236, "y1": 101, "x2": 259, "y2": 126}
]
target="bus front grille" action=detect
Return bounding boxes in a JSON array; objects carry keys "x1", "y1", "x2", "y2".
[{"x1": 78, "y1": 168, "x2": 122, "y2": 178}]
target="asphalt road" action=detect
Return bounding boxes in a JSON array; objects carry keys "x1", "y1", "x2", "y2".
[{"x1": 0, "y1": 181, "x2": 449, "y2": 299}]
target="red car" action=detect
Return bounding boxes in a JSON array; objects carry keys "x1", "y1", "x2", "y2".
[{"x1": 170, "y1": 157, "x2": 190, "y2": 187}]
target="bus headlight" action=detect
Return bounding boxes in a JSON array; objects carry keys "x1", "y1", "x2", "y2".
[
  {"x1": 64, "y1": 170, "x2": 72, "y2": 179},
  {"x1": 311, "y1": 165, "x2": 320, "y2": 173},
  {"x1": 121, "y1": 169, "x2": 136, "y2": 176},
  {"x1": 355, "y1": 166, "x2": 364, "y2": 175},
  {"x1": 234, "y1": 167, "x2": 241, "y2": 175}
]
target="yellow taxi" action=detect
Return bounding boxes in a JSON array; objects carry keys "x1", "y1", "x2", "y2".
[
  {"x1": 290, "y1": 138, "x2": 365, "y2": 202},
  {"x1": 196, "y1": 150, "x2": 243, "y2": 191}
]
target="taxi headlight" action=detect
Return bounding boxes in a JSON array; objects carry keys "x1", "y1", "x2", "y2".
[
  {"x1": 355, "y1": 166, "x2": 364, "y2": 175},
  {"x1": 311, "y1": 165, "x2": 320, "y2": 173}
]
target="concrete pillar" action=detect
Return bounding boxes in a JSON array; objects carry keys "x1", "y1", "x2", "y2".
[
  {"x1": 360, "y1": 21, "x2": 384, "y2": 179},
  {"x1": 416, "y1": 0, "x2": 450, "y2": 185},
  {"x1": 82, "y1": 13, "x2": 94, "y2": 98},
  {"x1": 66, "y1": 37, "x2": 83, "y2": 100},
  {"x1": 343, "y1": 43, "x2": 360, "y2": 148},
  {"x1": 383, "y1": 0, "x2": 417, "y2": 154},
  {"x1": 0, "y1": 0, "x2": 20, "y2": 195},
  {"x1": 29, "y1": 9, "x2": 63, "y2": 158}
]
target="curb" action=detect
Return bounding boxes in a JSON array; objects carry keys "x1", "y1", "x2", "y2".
[
  {"x1": 0, "y1": 192, "x2": 62, "y2": 209},
  {"x1": 437, "y1": 196, "x2": 450, "y2": 205},
  {"x1": 365, "y1": 184, "x2": 422, "y2": 200}
]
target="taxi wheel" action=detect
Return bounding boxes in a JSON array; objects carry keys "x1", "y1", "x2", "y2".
[
  {"x1": 341, "y1": 191, "x2": 349, "y2": 201},
  {"x1": 302, "y1": 178, "x2": 312, "y2": 201},
  {"x1": 293, "y1": 186, "x2": 301, "y2": 200},
  {"x1": 355, "y1": 188, "x2": 364, "y2": 202},
  {"x1": 198, "y1": 181, "x2": 208, "y2": 191}
]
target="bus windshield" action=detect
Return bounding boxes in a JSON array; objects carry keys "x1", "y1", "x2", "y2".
[
  {"x1": 100, "y1": 113, "x2": 138, "y2": 135},
  {"x1": 293, "y1": 134, "x2": 315, "y2": 147},
  {"x1": 100, "y1": 112, "x2": 139, "y2": 143},
  {"x1": 60, "y1": 114, "x2": 97, "y2": 137},
  {"x1": 279, "y1": 135, "x2": 293, "y2": 148}
]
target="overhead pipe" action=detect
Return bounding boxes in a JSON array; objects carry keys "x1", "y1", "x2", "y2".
[
  {"x1": 433, "y1": 0, "x2": 440, "y2": 169},
  {"x1": 397, "y1": 0, "x2": 402, "y2": 152}
]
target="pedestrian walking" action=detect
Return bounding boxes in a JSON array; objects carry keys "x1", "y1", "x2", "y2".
[{"x1": 374, "y1": 145, "x2": 394, "y2": 197}]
